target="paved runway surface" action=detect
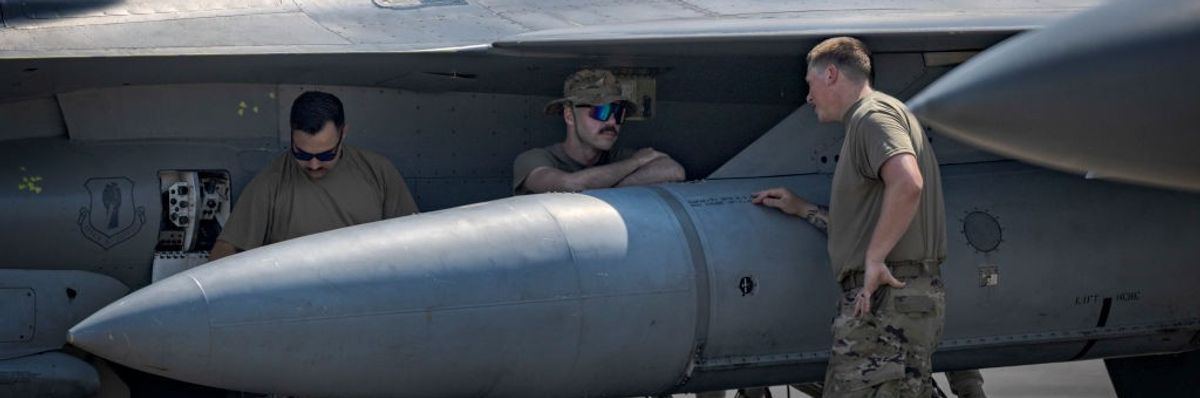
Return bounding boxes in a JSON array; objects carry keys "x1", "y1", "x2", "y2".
[{"x1": 669, "y1": 359, "x2": 1117, "y2": 398}]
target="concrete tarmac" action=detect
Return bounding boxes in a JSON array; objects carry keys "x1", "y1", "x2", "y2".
[{"x1": 668, "y1": 360, "x2": 1117, "y2": 398}]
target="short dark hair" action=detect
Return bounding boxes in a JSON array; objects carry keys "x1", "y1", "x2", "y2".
[
  {"x1": 290, "y1": 91, "x2": 345, "y2": 134},
  {"x1": 806, "y1": 37, "x2": 872, "y2": 82}
]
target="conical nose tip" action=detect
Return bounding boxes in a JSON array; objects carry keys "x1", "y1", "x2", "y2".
[{"x1": 69, "y1": 274, "x2": 213, "y2": 380}]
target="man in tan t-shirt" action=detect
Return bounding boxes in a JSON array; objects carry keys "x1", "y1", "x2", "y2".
[
  {"x1": 753, "y1": 37, "x2": 960, "y2": 397},
  {"x1": 512, "y1": 69, "x2": 684, "y2": 195},
  {"x1": 209, "y1": 91, "x2": 418, "y2": 261}
]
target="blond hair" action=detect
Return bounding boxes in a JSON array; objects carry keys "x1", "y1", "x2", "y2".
[{"x1": 806, "y1": 37, "x2": 872, "y2": 82}]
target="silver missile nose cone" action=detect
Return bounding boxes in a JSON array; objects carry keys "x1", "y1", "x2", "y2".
[
  {"x1": 909, "y1": 0, "x2": 1200, "y2": 192},
  {"x1": 69, "y1": 274, "x2": 212, "y2": 380}
]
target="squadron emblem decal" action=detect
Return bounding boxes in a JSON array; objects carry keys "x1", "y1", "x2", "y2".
[{"x1": 78, "y1": 177, "x2": 146, "y2": 250}]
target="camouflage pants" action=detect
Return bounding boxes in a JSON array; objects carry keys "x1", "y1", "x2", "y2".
[{"x1": 823, "y1": 273, "x2": 945, "y2": 398}]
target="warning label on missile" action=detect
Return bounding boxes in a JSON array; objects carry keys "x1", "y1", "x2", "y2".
[{"x1": 688, "y1": 194, "x2": 752, "y2": 208}]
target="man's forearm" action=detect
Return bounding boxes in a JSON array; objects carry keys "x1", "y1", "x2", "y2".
[
  {"x1": 800, "y1": 203, "x2": 831, "y2": 235},
  {"x1": 615, "y1": 157, "x2": 685, "y2": 187},
  {"x1": 564, "y1": 158, "x2": 644, "y2": 191}
]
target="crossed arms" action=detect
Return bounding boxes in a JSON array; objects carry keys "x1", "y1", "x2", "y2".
[{"x1": 521, "y1": 148, "x2": 685, "y2": 193}]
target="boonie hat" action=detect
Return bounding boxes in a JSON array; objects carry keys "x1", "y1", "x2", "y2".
[{"x1": 544, "y1": 69, "x2": 640, "y2": 116}]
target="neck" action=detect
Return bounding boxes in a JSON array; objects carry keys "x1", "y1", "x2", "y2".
[
  {"x1": 834, "y1": 82, "x2": 874, "y2": 120},
  {"x1": 562, "y1": 130, "x2": 602, "y2": 166}
]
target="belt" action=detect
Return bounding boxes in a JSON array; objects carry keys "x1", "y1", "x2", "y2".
[{"x1": 840, "y1": 259, "x2": 942, "y2": 291}]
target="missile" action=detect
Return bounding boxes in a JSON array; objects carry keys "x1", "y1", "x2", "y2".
[
  {"x1": 908, "y1": 0, "x2": 1200, "y2": 192},
  {"x1": 68, "y1": 177, "x2": 835, "y2": 397}
]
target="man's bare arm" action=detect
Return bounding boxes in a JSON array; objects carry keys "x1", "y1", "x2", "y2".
[
  {"x1": 522, "y1": 149, "x2": 664, "y2": 193},
  {"x1": 208, "y1": 239, "x2": 242, "y2": 261},
  {"x1": 615, "y1": 156, "x2": 686, "y2": 187},
  {"x1": 751, "y1": 187, "x2": 829, "y2": 235},
  {"x1": 854, "y1": 153, "x2": 923, "y2": 317},
  {"x1": 800, "y1": 202, "x2": 830, "y2": 235},
  {"x1": 865, "y1": 153, "x2": 923, "y2": 264}
]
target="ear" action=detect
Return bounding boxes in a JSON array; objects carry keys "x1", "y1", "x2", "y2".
[
  {"x1": 825, "y1": 64, "x2": 839, "y2": 85},
  {"x1": 340, "y1": 124, "x2": 349, "y2": 137},
  {"x1": 562, "y1": 106, "x2": 575, "y2": 126}
]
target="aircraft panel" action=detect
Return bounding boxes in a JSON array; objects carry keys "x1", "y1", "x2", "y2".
[
  {"x1": 711, "y1": 51, "x2": 1001, "y2": 179},
  {"x1": 0, "y1": 288, "x2": 34, "y2": 343},
  {"x1": 664, "y1": 175, "x2": 838, "y2": 359},
  {"x1": 937, "y1": 163, "x2": 1200, "y2": 348},
  {"x1": 0, "y1": 51, "x2": 801, "y2": 106},
  {"x1": 58, "y1": 84, "x2": 280, "y2": 141},
  {"x1": 0, "y1": 139, "x2": 276, "y2": 287},
  {"x1": 0, "y1": 270, "x2": 128, "y2": 361},
  {"x1": 274, "y1": 85, "x2": 559, "y2": 177},
  {"x1": 0, "y1": 352, "x2": 100, "y2": 397},
  {"x1": 0, "y1": 97, "x2": 65, "y2": 141}
]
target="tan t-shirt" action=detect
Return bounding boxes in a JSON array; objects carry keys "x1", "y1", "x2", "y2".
[
  {"x1": 511, "y1": 143, "x2": 636, "y2": 195},
  {"x1": 218, "y1": 145, "x2": 418, "y2": 250},
  {"x1": 828, "y1": 91, "x2": 946, "y2": 282}
]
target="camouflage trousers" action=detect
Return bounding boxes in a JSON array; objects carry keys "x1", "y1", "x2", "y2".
[{"x1": 823, "y1": 272, "x2": 945, "y2": 398}]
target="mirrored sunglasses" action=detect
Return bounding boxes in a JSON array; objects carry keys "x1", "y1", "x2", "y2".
[{"x1": 575, "y1": 102, "x2": 628, "y2": 124}]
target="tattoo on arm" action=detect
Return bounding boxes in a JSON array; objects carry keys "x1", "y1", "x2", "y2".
[{"x1": 804, "y1": 204, "x2": 830, "y2": 235}]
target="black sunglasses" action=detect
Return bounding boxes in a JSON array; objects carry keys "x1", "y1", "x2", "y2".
[
  {"x1": 292, "y1": 131, "x2": 343, "y2": 162},
  {"x1": 574, "y1": 102, "x2": 628, "y2": 124}
]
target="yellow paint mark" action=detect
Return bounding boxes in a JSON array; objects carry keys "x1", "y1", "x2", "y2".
[
  {"x1": 18, "y1": 175, "x2": 44, "y2": 194},
  {"x1": 238, "y1": 101, "x2": 247, "y2": 108},
  {"x1": 237, "y1": 108, "x2": 245, "y2": 116},
  {"x1": 268, "y1": 92, "x2": 276, "y2": 99},
  {"x1": 252, "y1": 106, "x2": 260, "y2": 113}
]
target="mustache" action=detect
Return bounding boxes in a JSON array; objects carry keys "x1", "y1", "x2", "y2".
[{"x1": 599, "y1": 126, "x2": 618, "y2": 135}]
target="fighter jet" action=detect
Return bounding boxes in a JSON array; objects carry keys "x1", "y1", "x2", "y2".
[{"x1": 1, "y1": 0, "x2": 1197, "y2": 397}]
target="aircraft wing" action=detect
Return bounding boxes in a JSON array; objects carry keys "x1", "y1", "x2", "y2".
[{"x1": 0, "y1": 0, "x2": 1096, "y2": 58}]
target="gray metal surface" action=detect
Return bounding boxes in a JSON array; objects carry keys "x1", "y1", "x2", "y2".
[
  {"x1": 0, "y1": 289, "x2": 34, "y2": 343},
  {"x1": 0, "y1": 97, "x2": 65, "y2": 141},
  {"x1": 0, "y1": 0, "x2": 1098, "y2": 58},
  {"x1": 711, "y1": 53, "x2": 1000, "y2": 179},
  {"x1": 0, "y1": 270, "x2": 128, "y2": 361},
  {"x1": 1106, "y1": 350, "x2": 1200, "y2": 397},
  {"x1": 1, "y1": 81, "x2": 791, "y2": 217},
  {"x1": 69, "y1": 164, "x2": 1200, "y2": 396},
  {"x1": 72, "y1": 190, "x2": 702, "y2": 397},
  {"x1": 58, "y1": 84, "x2": 280, "y2": 141},
  {"x1": 0, "y1": 139, "x2": 274, "y2": 287},
  {"x1": 0, "y1": 351, "x2": 100, "y2": 398},
  {"x1": 909, "y1": 0, "x2": 1200, "y2": 192},
  {"x1": 495, "y1": 9, "x2": 1075, "y2": 57}
]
